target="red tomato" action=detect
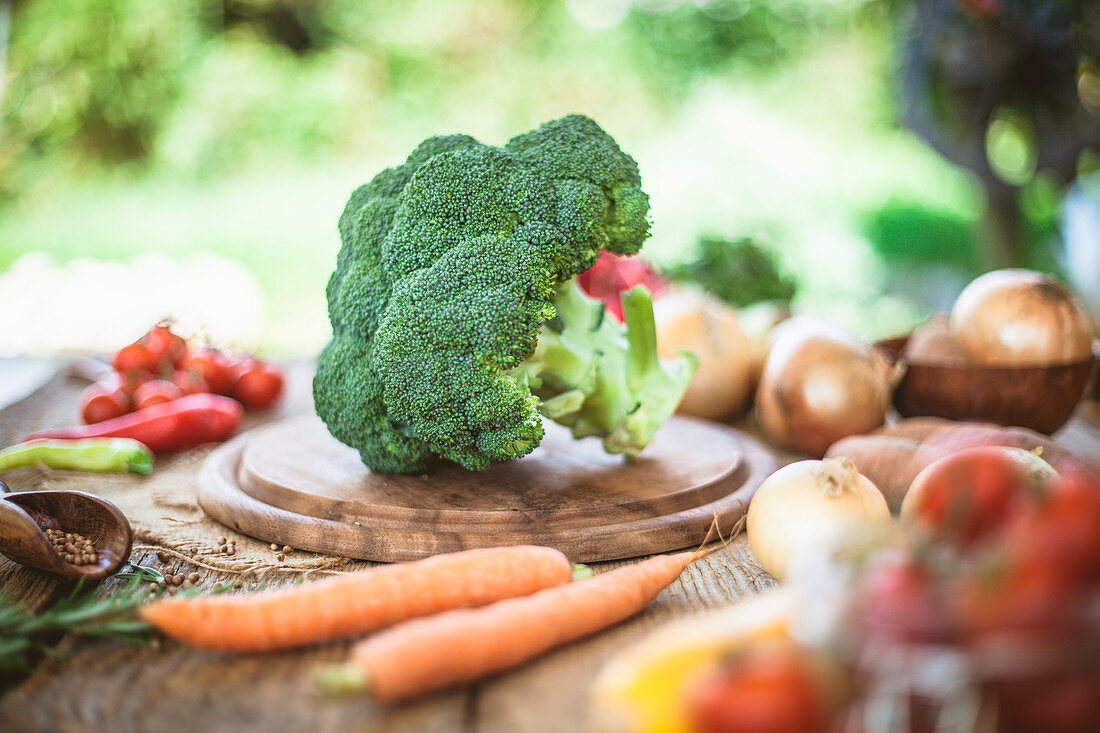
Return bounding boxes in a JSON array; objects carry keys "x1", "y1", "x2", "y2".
[
  {"x1": 953, "y1": 555, "x2": 1081, "y2": 645},
  {"x1": 1005, "y1": 467, "x2": 1100, "y2": 586},
  {"x1": 953, "y1": 469, "x2": 1100, "y2": 646},
  {"x1": 992, "y1": 672, "x2": 1100, "y2": 733},
  {"x1": 118, "y1": 371, "x2": 153, "y2": 398},
  {"x1": 172, "y1": 370, "x2": 211, "y2": 396},
  {"x1": 901, "y1": 446, "x2": 1051, "y2": 547},
  {"x1": 234, "y1": 360, "x2": 284, "y2": 410},
  {"x1": 133, "y1": 379, "x2": 183, "y2": 411},
  {"x1": 79, "y1": 382, "x2": 131, "y2": 424},
  {"x1": 183, "y1": 349, "x2": 237, "y2": 396},
  {"x1": 113, "y1": 342, "x2": 160, "y2": 376},
  {"x1": 855, "y1": 555, "x2": 950, "y2": 643},
  {"x1": 685, "y1": 642, "x2": 829, "y2": 733},
  {"x1": 142, "y1": 323, "x2": 189, "y2": 372}
]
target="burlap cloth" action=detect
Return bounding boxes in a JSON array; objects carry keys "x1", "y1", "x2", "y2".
[{"x1": 0, "y1": 360, "x2": 358, "y2": 578}]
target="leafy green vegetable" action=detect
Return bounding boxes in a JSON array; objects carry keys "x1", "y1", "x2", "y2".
[
  {"x1": 667, "y1": 236, "x2": 796, "y2": 309},
  {"x1": 314, "y1": 114, "x2": 696, "y2": 473}
]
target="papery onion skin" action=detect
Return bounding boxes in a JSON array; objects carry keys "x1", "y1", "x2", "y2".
[
  {"x1": 747, "y1": 458, "x2": 891, "y2": 581},
  {"x1": 739, "y1": 300, "x2": 791, "y2": 391},
  {"x1": 655, "y1": 289, "x2": 754, "y2": 420},
  {"x1": 950, "y1": 269, "x2": 1093, "y2": 366},
  {"x1": 904, "y1": 315, "x2": 966, "y2": 365},
  {"x1": 755, "y1": 318, "x2": 892, "y2": 457}
]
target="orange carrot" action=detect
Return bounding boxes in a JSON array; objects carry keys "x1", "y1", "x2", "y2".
[
  {"x1": 322, "y1": 550, "x2": 700, "y2": 701},
  {"x1": 140, "y1": 545, "x2": 573, "y2": 652}
]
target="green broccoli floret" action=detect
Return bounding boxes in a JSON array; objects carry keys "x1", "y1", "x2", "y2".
[
  {"x1": 668, "y1": 236, "x2": 797, "y2": 308},
  {"x1": 314, "y1": 115, "x2": 696, "y2": 473}
]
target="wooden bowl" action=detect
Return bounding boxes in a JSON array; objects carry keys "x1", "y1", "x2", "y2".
[{"x1": 876, "y1": 337, "x2": 1098, "y2": 435}]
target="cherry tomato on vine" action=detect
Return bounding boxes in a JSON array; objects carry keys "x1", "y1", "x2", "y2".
[
  {"x1": 113, "y1": 342, "x2": 160, "y2": 376},
  {"x1": 184, "y1": 348, "x2": 237, "y2": 396},
  {"x1": 233, "y1": 359, "x2": 284, "y2": 410},
  {"x1": 172, "y1": 370, "x2": 211, "y2": 396},
  {"x1": 142, "y1": 323, "x2": 189, "y2": 371},
  {"x1": 133, "y1": 380, "x2": 183, "y2": 410},
  {"x1": 79, "y1": 382, "x2": 131, "y2": 424}
]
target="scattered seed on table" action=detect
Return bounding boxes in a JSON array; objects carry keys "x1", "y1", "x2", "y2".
[
  {"x1": 218, "y1": 536, "x2": 226, "y2": 545},
  {"x1": 219, "y1": 546, "x2": 227, "y2": 554},
  {"x1": 182, "y1": 580, "x2": 192, "y2": 589},
  {"x1": 168, "y1": 586, "x2": 179, "y2": 596},
  {"x1": 149, "y1": 583, "x2": 158, "y2": 592},
  {"x1": 188, "y1": 572, "x2": 199, "y2": 583},
  {"x1": 157, "y1": 551, "x2": 169, "y2": 563},
  {"x1": 226, "y1": 547, "x2": 235, "y2": 556},
  {"x1": 190, "y1": 548, "x2": 198, "y2": 557},
  {"x1": 270, "y1": 543, "x2": 278, "y2": 551},
  {"x1": 276, "y1": 553, "x2": 285, "y2": 562},
  {"x1": 282, "y1": 546, "x2": 292, "y2": 554}
]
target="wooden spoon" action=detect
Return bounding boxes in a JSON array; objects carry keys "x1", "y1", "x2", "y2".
[{"x1": 0, "y1": 480, "x2": 132, "y2": 580}]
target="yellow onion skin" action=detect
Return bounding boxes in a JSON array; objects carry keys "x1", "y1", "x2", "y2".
[
  {"x1": 747, "y1": 458, "x2": 891, "y2": 581},
  {"x1": 654, "y1": 290, "x2": 754, "y2": 420},
  {"x1": 904, "y1": 315, "x2": 966, "y2": 365},
  {"x1": 950, "y1": 269, "x2": 1093, "y2": 366},
  {"x1": 755, "y1": 318, "x2": 892, "y2": 457}
]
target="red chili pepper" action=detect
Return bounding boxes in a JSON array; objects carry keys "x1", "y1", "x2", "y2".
[{"x1": 26, "y1": 394, "x2": 244, "y2": 454}]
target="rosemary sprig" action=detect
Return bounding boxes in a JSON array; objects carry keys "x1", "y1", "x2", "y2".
[{"x1": 0, "y1": 568, "x2": 159, "y2": 672}]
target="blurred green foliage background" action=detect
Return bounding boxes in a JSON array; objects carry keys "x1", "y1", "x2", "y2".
[{"x1": 0, "y1": 0, "x2": 1096, "y2": 353}]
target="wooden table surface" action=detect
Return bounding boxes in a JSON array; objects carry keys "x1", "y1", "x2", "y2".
[{"x1": 1, "y1": 358, "x2": 1098, "y2": 733}]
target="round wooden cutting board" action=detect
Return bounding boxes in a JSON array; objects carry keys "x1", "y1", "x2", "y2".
[{"x1": 198, "y1": 414, "x2": 776, "y2": 562}]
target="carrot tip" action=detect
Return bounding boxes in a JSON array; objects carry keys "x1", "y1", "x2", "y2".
[
  {"x1": 317, "y1": 664, "x2": 369, "y2": 698},
  {"x1": 570, "y1": 563, "x2": 593, "y2": 581}
]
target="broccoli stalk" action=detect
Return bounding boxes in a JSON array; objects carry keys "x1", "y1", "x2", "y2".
[
  {"x1": 313, "y1": 114, "x2": 695, "y2": 474},
  {"x1": 513, "y1": 282, "x2": 697, "y2": 459}
]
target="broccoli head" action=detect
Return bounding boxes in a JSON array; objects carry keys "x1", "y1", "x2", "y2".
[{"x1": 314, "y1": 114, "x2": 696, "y2": 473}]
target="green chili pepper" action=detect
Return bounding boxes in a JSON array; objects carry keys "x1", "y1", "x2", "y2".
[{"x1": 0, "y1": 438, "x2": 154, "y2": 475}]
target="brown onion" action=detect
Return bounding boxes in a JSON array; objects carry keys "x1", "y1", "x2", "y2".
[
  {"x1": 950, "y1": 269, "x2": 1093, "y2": 366},
  {"x1": 903, "y1": 315, "x2": 966, "y2": 365},
  {"x1": 755, "y1": 317, "x2": 895, "y2": 457},
  {"x1": 738, "y1": 300, "x2": 791, "y2": 391},
  {"x1": 654, "y1": 289, "x2": 754, "y2": 419}
]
